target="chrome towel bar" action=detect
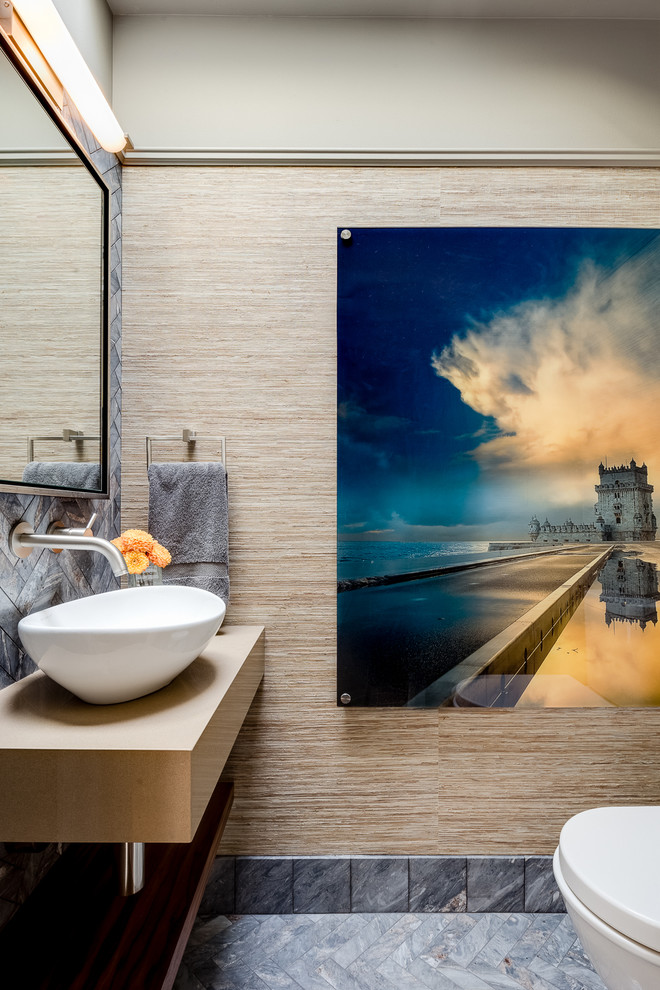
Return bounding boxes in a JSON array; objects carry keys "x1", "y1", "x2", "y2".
[{"x1": 145, "y1": 430, "x2": 226, "y2": 469}]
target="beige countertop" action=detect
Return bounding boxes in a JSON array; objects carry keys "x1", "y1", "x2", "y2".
[{"x1": 0, "y1": 625, "x2": 264, "y2": 843}]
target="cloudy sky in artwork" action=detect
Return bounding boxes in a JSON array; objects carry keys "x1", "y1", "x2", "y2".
[{"x1": 337, "y1": 227, "x2": 660, "y2": 541}]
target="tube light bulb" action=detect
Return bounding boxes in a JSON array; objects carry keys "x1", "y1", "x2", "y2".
[{"x1": 12, "y1": 0, "x2": 126, "y2": 153}]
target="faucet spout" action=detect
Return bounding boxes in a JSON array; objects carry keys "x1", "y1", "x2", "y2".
[{"x1": 10, "y1": 522, "x2": 128, "y2": 577}]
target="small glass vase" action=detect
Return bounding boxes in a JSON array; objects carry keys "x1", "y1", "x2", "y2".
[{"x1": 127, "y1": 563, "x2": 163, "y2": 588}]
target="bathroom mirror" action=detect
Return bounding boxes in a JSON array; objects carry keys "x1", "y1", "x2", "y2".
[{"x1": 0, "y1": 37, "x2": 109, "y2": 497}]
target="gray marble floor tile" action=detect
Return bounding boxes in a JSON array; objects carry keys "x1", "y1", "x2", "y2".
[
  {"x1": 347, "y1": 957, "x2": 400, "y2": 990},
  {"x1": 290, "y1": 916, "x2": 372, "y2": 974},
  {"x1": 420, "y1": 914, "x2": 478, "y2": 964},
  {"x1": 355, "y1": 913, "x2": 404, "y2": 931},
  {"x1": 356, "y1": 914, "x2": 424, "y2": 968},
  {"x1": 351, "y1": 858, "x2": 409, "y2": 913},
  {"x1": 251, "y1": 917, "x2": 322, "y2": 969},
  {"x1": 562, "y1": 938, "x2": 597, "y2": 972},
  {"x1": 529, "y1": 955, "x2": 583, "y2": 990},
  {"x1": 448, "y1": 914, "x2": 508, "y2": 967},
  {"x1": 409, "y1": 858, "x2": 467, "y2": 913},
  {"x1": 473, "y1": 913, "x2": 533, "y2": 968},
  {"x1": 497, "y1": 958, "x2": 563, "y2": 990},
  {"x1": 467, "y1": 860, "x2": 525, "y2": 913},
  {"x1": 318, "y1": 957, "x2": 378, "y2": 990},
  {"x1": 252, "y1": 958, "x2": 307, "y2": 990},
  {"x1": 236, "y1": 858, "x2": 293, "y2": 914},
  {"x1": 173, "y1": 959, "x2": 207, "y2": 990},
  {"x1": 525, "y1": 859, "x2": 565, "y2": 914},
  {"x1": 401, "y1": 956, "x2": 468, "y2": 990},
  {"x1": 206, "y1": 915, "x2": 263, "y2": 947},
  {"x1": 214, "y1": 918, "x2": 290, "y2": 970},
  {"x1": 390, "y1": 915, "x2": 453, "y2": 969},
  {"x1": 535, "y1": 915, "x2": 580, "y2": 967},
  {"x1": 506, "y1": 915, "x2": 566, "y2": 968},
  {"x1": 331, "y1": 917, "x2": 389, "y2": 968},
  {"x1": 427, "y1": 961, "x2": 498, "y2": 990},
  {"x1": 377, "y1": 956, "x2": 435, "y2": 990},
  {"x1": 189, "y1": 955, "x2": 228, "y2": 988},
  {"x1": 558, "y1": 959, "x2": 606, "y2": 990},
  {"x1": 188, "y1": 915, "x2": 234, "y2": 949},
  {"x1": 294, "y1": 859, "x2": 350, "y2": 914},
  {"x1": 209, "y1": 962, "x2": 271, "y2": 990},
  {"x1": 178, "y1": 913, "x2": 605, "y2": 990},
  {"x1": 273, "y1": 915, "x2": 352, "y2": 970},
  {"x1": 466, "y1": 960, "x2": 524, "y2": 990},
  {"x1": 280, "y1": 954, "x2": 337, "y2": 990},
  {"x1": 437, "y1": 965, "x2": 503, "y2": 989}
]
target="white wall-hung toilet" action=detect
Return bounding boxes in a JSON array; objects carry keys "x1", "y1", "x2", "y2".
[{"x1": 554, "y1": 807, "x2": 660, "y2": 990}]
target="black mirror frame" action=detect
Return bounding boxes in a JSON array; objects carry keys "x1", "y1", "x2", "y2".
[{"x1": 0, "y1": 30, "x2": 110, "y2": 499}]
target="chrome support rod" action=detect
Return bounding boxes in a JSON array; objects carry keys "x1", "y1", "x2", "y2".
[{"x1": 118, "y1": 842, "x2": 145, "y2": 896}]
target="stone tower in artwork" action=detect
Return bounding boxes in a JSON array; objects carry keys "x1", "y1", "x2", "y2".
[
  {"x1": 595, "y1": 460, "x2": 657, "y2": 542},
  {"x1": 529, "y1": 460, "x2": 657, "y2": 543}
]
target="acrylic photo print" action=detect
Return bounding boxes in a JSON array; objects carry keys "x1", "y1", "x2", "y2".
[{"x1": 337, "y1": 227, "x2": 660, "y2": 708}]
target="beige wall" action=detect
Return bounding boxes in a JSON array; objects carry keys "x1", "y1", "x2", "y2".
[
  {"x1": 53, "y1": 0, "x2": 113, "y2": 100},
  {"x1": 122, "y1": 165, "x2": 660, "y2": 855},
  {"x1": 113, "y1": 16, "x2": 660, "y2": 156}
]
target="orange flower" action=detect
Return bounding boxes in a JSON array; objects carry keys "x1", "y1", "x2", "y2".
[
  {"x1": 119, "y1": 529, "x2": 155, "y2": 554},
  {"x1": 124, "y1": 550, "x2": 150, "y2": 574},
  {"x1": 115, "y1": 529, "x2": 171, "y2": 572},
  {"x1": 148, "y1": 541, "x2": 172, "y2": 568}
]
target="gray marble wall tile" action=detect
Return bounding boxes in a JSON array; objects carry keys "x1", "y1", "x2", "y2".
[
  {"x1": 199, "y1": 857, "x2": 235, "y2": 916},
  {"x1": 236, "y1": 858, "x2": 293, "y2": 914},
  {"x1": 198, "y1": 855, "x2": 571, "y2": 916},
  {"x1": 293, "y1": 857, "x2": 350, "y2": 914},
  {"x1": 524, "y1": 857, "x2": 565, "y2": 913},
  {"x1": 409, "y1": 857, "x2": 467, "y2": 912},
  {"x1": 0, "y1": 97, "x2": 121, "y2": 930},
  {"x1": 467, "y1": 857, "x2": 525, "y2": 912},
  {"x1": 351, "y1": 857, "x2": 408, "y2": 913}
]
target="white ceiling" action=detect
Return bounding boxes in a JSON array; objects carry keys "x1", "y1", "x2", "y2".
[{"x1": 107, "y1": 0, "x2": 660, "y2": 18}]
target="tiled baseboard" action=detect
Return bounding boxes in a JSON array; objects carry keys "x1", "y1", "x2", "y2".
[{"x1": 200, "y1": 856, "x2": 564, "y2": 917}]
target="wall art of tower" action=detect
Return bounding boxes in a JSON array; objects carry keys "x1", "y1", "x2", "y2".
[{"x1": 595, "y1": 459, "x2": 657, "y2": 541}]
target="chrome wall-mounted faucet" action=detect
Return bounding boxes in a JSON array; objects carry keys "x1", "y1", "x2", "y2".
[{"x1": 10, "y1": 513, "x2": 128, "y2": 577}]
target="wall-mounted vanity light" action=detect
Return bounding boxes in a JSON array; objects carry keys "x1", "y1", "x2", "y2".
[{"x1": 4, "y1": 0, "x2": 126, "y2": 153}]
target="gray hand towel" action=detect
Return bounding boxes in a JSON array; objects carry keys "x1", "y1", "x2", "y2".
[
  {"x1": 22, "y1": 461, "x2": 101, "y2": 491},
  {"x1": 147, "y1": 461, "x2": 229, "y2": 604}
]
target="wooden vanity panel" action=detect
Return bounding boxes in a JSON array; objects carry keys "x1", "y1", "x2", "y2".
[
  {"x1": 0, "y1": 625, "x2": 264, "y2": 842},
  {"x1": 191, "y1": 629, "x2": 265, "y2": 833},
  {"x1": 0, "y1": 749, "x2": 190, "y2": 843}
]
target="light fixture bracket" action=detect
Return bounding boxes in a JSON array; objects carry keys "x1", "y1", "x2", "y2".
[
  {"x1": 0, "y1": 1, "x2": 63, "y2": 108},
  {"x1": 0, "y1": 2, "x2": 13, "y2": 31}
]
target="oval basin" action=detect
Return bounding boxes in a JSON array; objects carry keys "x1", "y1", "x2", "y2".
[{"x1": 18, "y1": 585, "x2": 226, "y2": 704}]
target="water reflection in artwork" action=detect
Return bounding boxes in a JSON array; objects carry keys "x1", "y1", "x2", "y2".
[{"x1": 516, "y1": 548, "x2": 660, "y2": 708}]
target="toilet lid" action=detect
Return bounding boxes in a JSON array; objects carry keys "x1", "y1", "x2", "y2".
[{"x1": 558, "y1": 807, "x2": 660, "y2": 952}]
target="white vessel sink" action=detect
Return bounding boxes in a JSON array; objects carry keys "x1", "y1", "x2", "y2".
[{"x1": 18, "y1": 586, "x2": 227, "y2": 705}]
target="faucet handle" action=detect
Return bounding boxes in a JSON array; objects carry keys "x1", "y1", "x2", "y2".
[
  {"x1": 47, "y1": 512, "x2": 98, "y2": 539},
  {"x1": 84, "y1": 512, "x2": 98, "y2": 537},
  {"x1": 72, "y1": 513, "x2": 98, "y2": 538}
]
